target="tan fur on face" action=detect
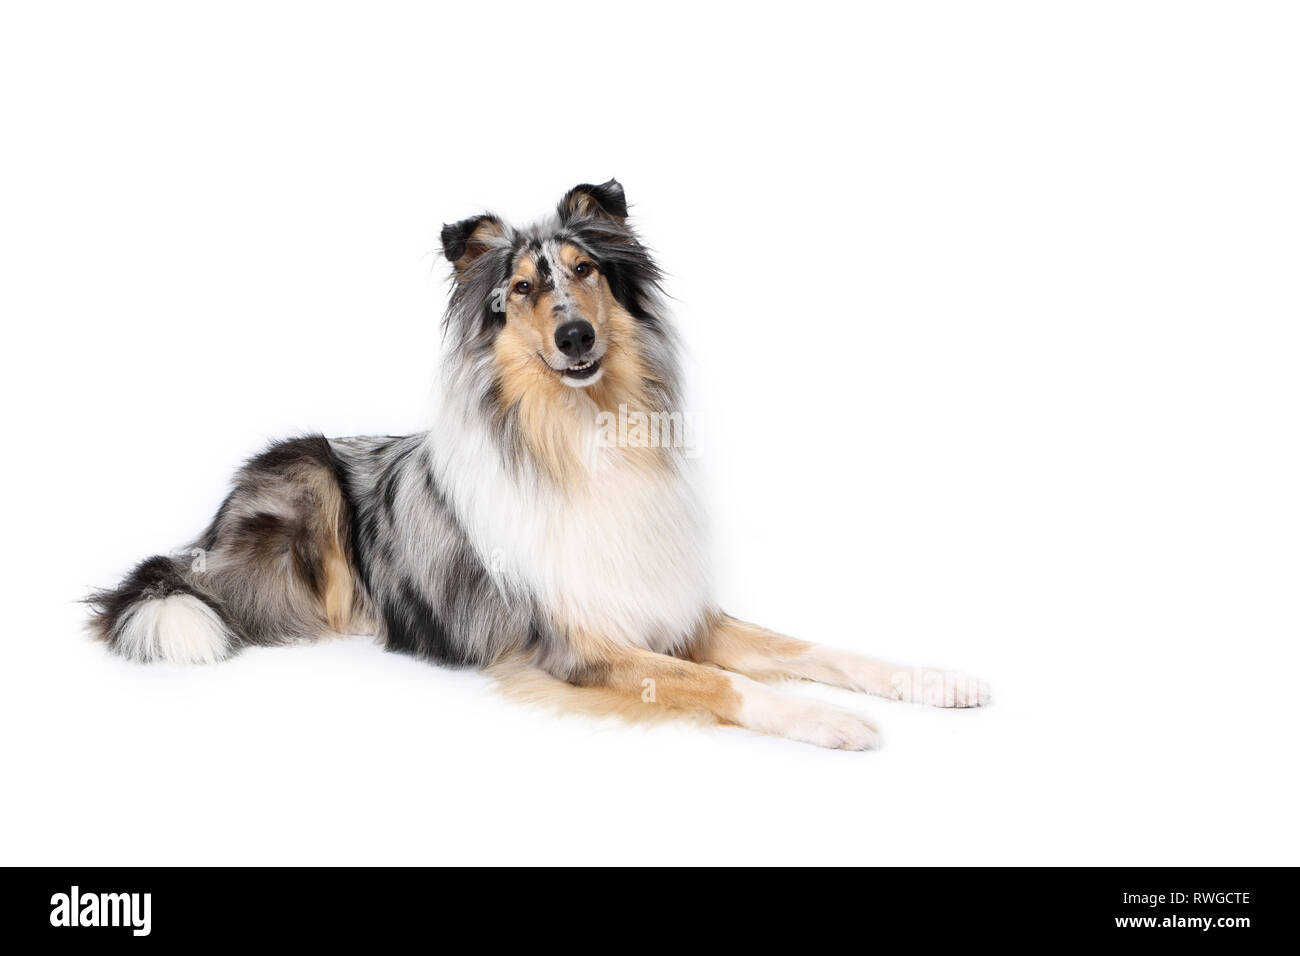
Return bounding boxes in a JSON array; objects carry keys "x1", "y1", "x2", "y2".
[{"x1": 492, "y1": 243, "x2": 669, "y2": 484}]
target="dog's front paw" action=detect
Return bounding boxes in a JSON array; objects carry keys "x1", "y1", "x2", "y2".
[
  {"x1": 735, "y1": 681, "x2": 882, "y2": 750},
  {"x1": 889, "y1": 668, "x2": 991, "y2": 708},
  {"x1": 786, "y1": 704, "x2": 882, "y2": 751}
]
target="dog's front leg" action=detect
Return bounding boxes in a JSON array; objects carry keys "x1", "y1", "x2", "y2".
[
  {"x1": 576, "y1": 644, "x2": 881, "y2": 750},
  {"x1": 689, "y1": 614, "x2": 990, "y2": 708}
]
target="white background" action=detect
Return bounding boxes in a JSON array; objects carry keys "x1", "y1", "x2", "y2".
[{"x1": 1, "y1": 2, "x2": 1296, "y2": 866}]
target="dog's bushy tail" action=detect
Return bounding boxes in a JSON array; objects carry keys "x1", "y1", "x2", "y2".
[{"x1": 86, "y1": 555, "x2": 238, "y2": 665}]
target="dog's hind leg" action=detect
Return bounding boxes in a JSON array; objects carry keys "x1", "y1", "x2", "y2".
[
  {"x1": 88, "y1": 435, "x2": 370, "y2": 664},
  {"x1": 688, "y1": 614, "x2": 990, "y2": 708}
]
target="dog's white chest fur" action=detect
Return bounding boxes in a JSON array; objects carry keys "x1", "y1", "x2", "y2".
[{"x1": 430, "y1": 402, "x2": 714, "y2": 654}]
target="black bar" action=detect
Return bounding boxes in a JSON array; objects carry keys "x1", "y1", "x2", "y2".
[{"x1": 2, "y1": 867, "x2": 1282, "y2": 945}]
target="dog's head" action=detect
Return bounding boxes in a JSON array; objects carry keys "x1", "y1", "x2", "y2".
[{"x1": 440, "y1": 180, "x2": 674, "y2": 400}]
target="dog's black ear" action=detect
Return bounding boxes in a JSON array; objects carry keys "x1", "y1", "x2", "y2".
[
  {"x1": 441, "y1": 214, "x2": 506, "y2": 274},
  {"x1": 559, "y1": 179, "x2": 628, "y2": 223}
]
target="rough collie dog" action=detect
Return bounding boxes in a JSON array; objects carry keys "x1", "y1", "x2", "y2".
[{"x1": 88, "y1": 180, "x2": 987, "y2": 749}]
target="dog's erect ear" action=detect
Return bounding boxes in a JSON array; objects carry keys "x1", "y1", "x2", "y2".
[
  {"x1": 441, "y1": 214, "x2": 506, "y2": 273},
  {"x1": 558, "y1": 179, "x2": 628, "y2": 223}
]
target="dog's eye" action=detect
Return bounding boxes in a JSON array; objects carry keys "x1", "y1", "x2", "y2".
[
  {"x1": 574, "y1": 262, "x2": 592, "y2": 278},
  {"x1": 513, "y1": 280, "x2": 531, "y2": 295}
]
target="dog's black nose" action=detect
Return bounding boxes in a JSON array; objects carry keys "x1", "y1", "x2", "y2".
[{"x1": 554, "y1": 320, "x2": 596, "y2": 359}]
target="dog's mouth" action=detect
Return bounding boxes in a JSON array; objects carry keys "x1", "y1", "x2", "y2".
[
  {"x1": 561, "y1": 358, "x2": 601, "y2": 381},
  {"x1": 540, "y1": 348, "x2": 606, "y2": 387}
]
